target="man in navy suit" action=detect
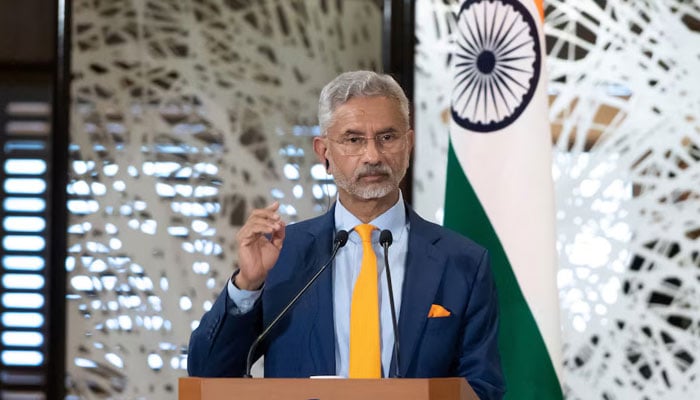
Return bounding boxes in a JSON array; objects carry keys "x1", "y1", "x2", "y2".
[{"x1": 188, "y1": 71, "x2": 505, "y2": 399}]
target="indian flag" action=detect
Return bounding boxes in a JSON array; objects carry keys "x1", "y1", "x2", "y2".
[{"x1": 444, "y1": 0, "x2": 563, "y2": 398}]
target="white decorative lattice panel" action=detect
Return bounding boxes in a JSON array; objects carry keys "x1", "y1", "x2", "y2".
[
  {"x1": 67, "y1": 0, "x2": 382, "y2": 398},
  {"x1": 414, "y1": 0, "x2": 699, "y2": 399}
]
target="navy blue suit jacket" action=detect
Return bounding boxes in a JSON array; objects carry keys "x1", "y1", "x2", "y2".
[{"x1": 188, "y1": 206, "x2": 505, "y2": 399}]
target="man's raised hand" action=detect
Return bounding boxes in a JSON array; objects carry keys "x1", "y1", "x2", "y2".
[{"x1": 234, "y1": 201, "x2": 286, "y2": 290}]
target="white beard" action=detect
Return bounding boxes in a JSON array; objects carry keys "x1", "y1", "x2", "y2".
[{"x1": 333, "y1": 163, "x2": 404, "y2": 200}]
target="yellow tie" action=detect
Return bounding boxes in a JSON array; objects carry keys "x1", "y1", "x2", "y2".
[{"x1": 349, "y1": 223, "x2": 381, "y2": 378}]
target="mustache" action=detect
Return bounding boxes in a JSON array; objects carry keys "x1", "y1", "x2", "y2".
[{"x1": 355, "y1": 164, "x2": 392, "y2": 178}]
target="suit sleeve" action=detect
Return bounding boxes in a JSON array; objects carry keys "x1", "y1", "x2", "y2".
[
  {"x1": 187, "y1": 288, "x2": 263, "y2": 377},
  {"x1": 458, "y1": 249, "x2": 506, "y2": 399}
]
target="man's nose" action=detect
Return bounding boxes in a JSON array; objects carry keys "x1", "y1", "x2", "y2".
[{"x1": 362, "y1": 138, "x2": 382, "y2": 162}]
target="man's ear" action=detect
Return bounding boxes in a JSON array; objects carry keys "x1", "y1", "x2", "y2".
[
  {"x1": 406, "y1": 129, "x2": 415, "y2": 153},
  {"x1": 313, "y1": 136, "x2": 330, "y2": 172}
]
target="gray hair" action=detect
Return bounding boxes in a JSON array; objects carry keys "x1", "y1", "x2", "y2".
[{"x1": 318, "y1": 71, "x2": 410, "y2": 135}]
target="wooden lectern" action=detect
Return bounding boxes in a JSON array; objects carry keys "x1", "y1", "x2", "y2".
[{"x1": 179, "y1": 377, "x2": 479, "y2": 400}]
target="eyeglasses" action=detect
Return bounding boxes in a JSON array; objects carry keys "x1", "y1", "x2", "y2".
[{"x1": 327, "y1": 132, "x2": 407, "y2": 156}]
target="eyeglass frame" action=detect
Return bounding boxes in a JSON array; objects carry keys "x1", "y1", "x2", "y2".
[{"x1": 323, "y1": 131, "x2": 409, "y2": 156}]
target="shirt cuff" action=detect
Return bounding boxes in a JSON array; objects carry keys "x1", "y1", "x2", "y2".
[{"x1": 226, "y1": 272, "x2": 262, "y2": 315}]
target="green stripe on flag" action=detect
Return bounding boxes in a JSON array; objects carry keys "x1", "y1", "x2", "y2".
[{"x1": 444, "y1": 143, "x2": 563, "y2": 399}]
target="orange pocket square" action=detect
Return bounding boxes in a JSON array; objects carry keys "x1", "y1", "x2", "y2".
[{"x1": 428, "y1": 304, "x2": 451, "y2": 318}]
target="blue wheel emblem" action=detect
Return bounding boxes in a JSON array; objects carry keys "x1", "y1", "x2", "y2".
[{"x1": 451, "y1": 0, "x2": 541, "y2": 133}]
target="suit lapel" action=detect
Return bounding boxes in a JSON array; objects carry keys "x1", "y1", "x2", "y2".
[
  {"x1": 305, "y1": 208, "x2": 337, "y2": 374},
  {"x1": 296, "y1": 205, "x2": 446, "y2": 376},
  {"x1": 398, "y1": 209, "x2": 446, "y2": 375}
]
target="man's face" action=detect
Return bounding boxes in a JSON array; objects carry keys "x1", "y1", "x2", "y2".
[{"x1": 314, "y1": 96, "x2": 414, "y2": 202}]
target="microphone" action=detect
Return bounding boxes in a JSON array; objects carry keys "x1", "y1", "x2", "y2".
[
  {"x1": 244, "y1": 229, "x2": 349, "y2": 377},
  {"x1": 380, "y1": 229, "x2": 401, "y2": 378}
]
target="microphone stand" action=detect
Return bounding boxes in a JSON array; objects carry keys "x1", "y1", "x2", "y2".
[
  {"x1": 244, "y1": 230, "x2": 349, "y2": 377},
  {"x1": 380, "y1": 230, "x2": 401, "y2": 378}
]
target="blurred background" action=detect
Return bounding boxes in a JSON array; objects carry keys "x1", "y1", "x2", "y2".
[{"x1": 0, "y1": 0, "x2": 697, "y2": 399}]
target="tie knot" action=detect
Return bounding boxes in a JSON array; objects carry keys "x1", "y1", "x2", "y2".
[{"x1": 354, "y1": 224, "x2": 376, "y2": 243}]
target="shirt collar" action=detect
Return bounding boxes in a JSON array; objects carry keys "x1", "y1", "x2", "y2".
[{"x1": 334, "y1": 192, "x2": 407, "y2": 243}]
